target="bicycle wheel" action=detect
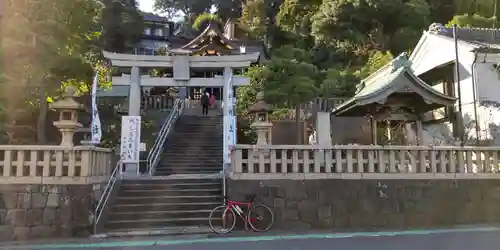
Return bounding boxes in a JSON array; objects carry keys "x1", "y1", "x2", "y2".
[
  {"x1": 247, "y1": 204, "x2": 274, "y2": 232},
  {"x1": 208, "y1": 205, "x2": 236, "y2": 234}
]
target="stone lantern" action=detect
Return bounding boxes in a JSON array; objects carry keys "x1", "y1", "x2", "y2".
[
  {"x1": 50, "y1": 86, "x2": 84, "y2": 147},
  {"x1": 248, "y1": 92, "x2": 273, "y2": 145}
]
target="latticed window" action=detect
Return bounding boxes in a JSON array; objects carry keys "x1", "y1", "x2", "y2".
[{"x1": 193, "y1": 88, "x2": 203, "y2": 100}]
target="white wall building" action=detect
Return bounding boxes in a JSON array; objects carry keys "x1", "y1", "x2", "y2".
[{"x1": 408, "y1": 23, "x2": 500, "y2": 145}]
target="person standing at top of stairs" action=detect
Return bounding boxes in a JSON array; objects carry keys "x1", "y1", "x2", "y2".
[
  {"x1": 209, "y1": 92, "x2": 216, "y2": 109},
  {"x1": 201, "y1": 92, "x2": 210, "y2": 116}
]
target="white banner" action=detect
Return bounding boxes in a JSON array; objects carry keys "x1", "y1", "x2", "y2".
[
  {"x1": 223, "y1": 73, "x2": 235, "y2": 164},
  {"x1": 91, "y1": 72, "x2": 102, "y2": 144},
  {"x1": 120, "y1": 116, "x2": 141, "y2": 163}
]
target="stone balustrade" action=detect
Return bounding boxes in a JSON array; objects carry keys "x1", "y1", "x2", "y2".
[
  {"x1": 0, "y1": 146, "x2": 113, "y2": 184},
  {"x1": 0, "y1": 145, "x2": 113, "y2": 241},
  {"x1": 231, "y1": 145, "x2": 500, "y2": 178},
  {"x1": 228, "y1": 144, "x2": 500, "y2": 232}
]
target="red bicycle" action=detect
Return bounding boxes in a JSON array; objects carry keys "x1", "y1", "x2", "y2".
[{"x1": 208, "y1": 195, "x2": 274, "y2": 234}]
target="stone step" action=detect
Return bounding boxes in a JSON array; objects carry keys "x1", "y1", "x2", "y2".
[
  {"x1": 173, "y1": 127, "x2": 222, "y2": 130},
  {"x1": 173, "y1": 124, "x2": 222, "y2": 127},
  {"x1": 105, "y1": 217, "x2": 218, "y2": 230},
  {"x1": 164, "y1": 152, "x2": 222, "y2": 155},
  {"x1": 156, "y1": 163, "x2": 223, "y2": 169},
  {"x1": 119, "y1": 188, "x2": 221, "y2": 197},
  {"x1": 167, "y1": 143, "x2": 221, "y2": 146},
  {"x1": 162, "y1": 156, "x2": 221, "y2": 159},
  {"x1": 157, "y1": 165, "x2": 222, "y2": 169},
  {"x1": 162, "y1": 152, "x2": 222, "y2": 156},
  {"x1": 167, "y1": 146, "x2": 221, "y2": 148},
  {"x1": 161, "y1": 156, "x2": 222, "y2": 160},
  {"x1": 108, "y1": 209, "x2": 214, "y2": 221},
  {"x1": 158, "y1": 166, "x2": 222, "y2": 170},
  {"x1": 170, "y1": 134, "x2": 221, "y2": 138},
  {"x1": 111, "y1": 201, "x2": 221, "y2": 213},
  {"x1": 155, "y1": 170, "x2": 221, "y2": 175},
  {"x1": 175, "y1": 125, "x2": 221, "y2": 128},
  {"x1": 159, "y1": 160, "x2": 222, "y2": 164},
  {"x1": 121, "y1": 182, "x2": 220, "y2": 191},
  {"x1": 169, "y1": 134, "x2": 220, "y2": 138},
  {"x1": 165, "y1": 146, "x2": 222, "y2": 150},
  {"x1": 115, "y1": 195, "x2": 220, "y2": 205},
  {"x1": 179, "y1": 117, "x2": 222, "y2": 120},
  {"x1": 167, "y1": 142, "x2": 222, "y2": 145},
  {"x1": 121, "y1": 178, "x2": 220, "y2": 185},
  {"x1": 165, "y1": 146, "x2": 222, "y2": 149},
  {"x1": 169, "y1": 139, "x2": 222, "y2": 142},
  {"x1": 166, "y1": 145, "x2": 221, "y2": 148}
]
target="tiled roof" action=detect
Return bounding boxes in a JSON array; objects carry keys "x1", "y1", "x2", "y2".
[
  {"x1": 428, "y1": 23, "x2": 500, "y2": 47},
  {"x1": 141, "y1": 12, "x2": 169, "y2": 23},
  {"x1": 332, "y1": 53, "x2": 455, "y2": 116}
]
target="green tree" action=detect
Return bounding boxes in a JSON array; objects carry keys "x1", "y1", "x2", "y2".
[
  {"x1": 311, "y1": 0, "x2": 430, "y2": 55},
  {"x1": 320, "y1": 68, "x2": 359, "y2": 98},
  {"x1": 239, "y1": 0, "x2": 269, "y2": 40},
  {"x1": 447, "y1": 13, "x2": 499, "y2": 27},
  {"x1": 192, "y1": 13, "x2": 222, "y2": 30},
  {"x1": 276, "y1": 0, "x2": 321, "y2": 37},
  {"x1": 426, "y1": 0, "x2": 456, "y2": 24},
  {"x1": 2, "y1": 0, "x2": 110, "y2": 144},
  {"x1": 154, "y1": 0, "x2": 213, "y2": 19},
  {"x1": 355, "y1": 50, "x2": 394, "y2": 79},
  {"x1": 214, "y1": 0, "x2": 243, "y2": 20},
  {"x1": 240, "y1": 46, "x2": 319, "y2": 143},
  {"x1": 101, "y1": 0, "x2": 144, "y2": 53}
]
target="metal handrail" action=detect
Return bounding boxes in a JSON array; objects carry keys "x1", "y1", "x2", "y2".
[
  {"x1": 146, "y1": 98, "x2": 184, "y2": 175},
  {"x1": 93, "y1": 160, "x2": 122, "y2": 234}
]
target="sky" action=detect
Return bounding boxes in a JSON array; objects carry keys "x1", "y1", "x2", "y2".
[
  {"x1": 138, "y1": 0, "x2": 184, "y2": 21},
  {"x1": 137, "y1": 0, "x2": 157, "y2": 14}
]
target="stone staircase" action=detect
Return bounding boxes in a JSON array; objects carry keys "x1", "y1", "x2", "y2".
[
  {"x1": 155, "y1": 114, "x2": 223, "y2": 175},
  {"x1": 102, "y1": 112, "x2": 224, "y2": 233},
  {"x1": 104, "y1": 178, "x2": 221, "y2": 232}
]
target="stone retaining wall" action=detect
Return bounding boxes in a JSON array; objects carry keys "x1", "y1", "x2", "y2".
[
  {"x1": 227, "y1": 179, "x2": 500, "y2": 230},
  {"x1": 0, "y1": 184, "x2": 103, "y2": 241}
]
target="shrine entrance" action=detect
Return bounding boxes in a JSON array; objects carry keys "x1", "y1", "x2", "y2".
[{"x1": 332, "y1": 53, "x2": 456, "y2": 145}]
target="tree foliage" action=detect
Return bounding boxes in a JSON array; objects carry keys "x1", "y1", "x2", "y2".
[
  {"x1": 447, "y1": 13, "x2": 500, "y2": 28},
  {"x1": 101, "y1": 0, "x2": 144, "y2": 53},
  {"x1": 4, "y1": 0, "x2": 498, "y2": 144},
  {"x1": 154, "y1": 0, "x2": 212, "y2": 19},
  {"x1": 1, "y1": 0, "x2": 135, "y2": 144},
  {"x1": 192, "y1": 13, "x2": 222, "y2": 30}
]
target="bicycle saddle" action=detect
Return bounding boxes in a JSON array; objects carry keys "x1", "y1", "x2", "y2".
[{"x1": 245, "y1": 194, "x2": 256, "y2": 202}]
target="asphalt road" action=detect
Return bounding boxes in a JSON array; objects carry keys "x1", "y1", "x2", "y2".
[{"x1": 3, "y1": 227, "x2": 500, "y2": 250}]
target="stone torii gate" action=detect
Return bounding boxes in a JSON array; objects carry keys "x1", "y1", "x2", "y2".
[{"x1": 101, "y1": 52, "x2": 259, "y2": 176}]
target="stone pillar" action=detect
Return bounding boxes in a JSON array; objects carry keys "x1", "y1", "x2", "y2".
[
  {"x1": 129, "y1": 66, "x2": 141, "y2": 116},
  {"x1": 125, "y1": 66, "x2": 141, "y2": 176},
  {"x1": 316, "y1": 112, "x2": 332, "y2": 146},
  {"x1": 315, "y1": 112, "x2": 331, "y2": 166}
]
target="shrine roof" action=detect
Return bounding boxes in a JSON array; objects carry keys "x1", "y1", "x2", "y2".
[
  {"x1": 167, "y1": 21, "x2": 267, "y2": 58},
  {"x1": 332, "y1": 53, "x2": 456, "y2": 117},
  {"x1": 178, "y1": 21, "x2": 238, "y2": 54}
]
